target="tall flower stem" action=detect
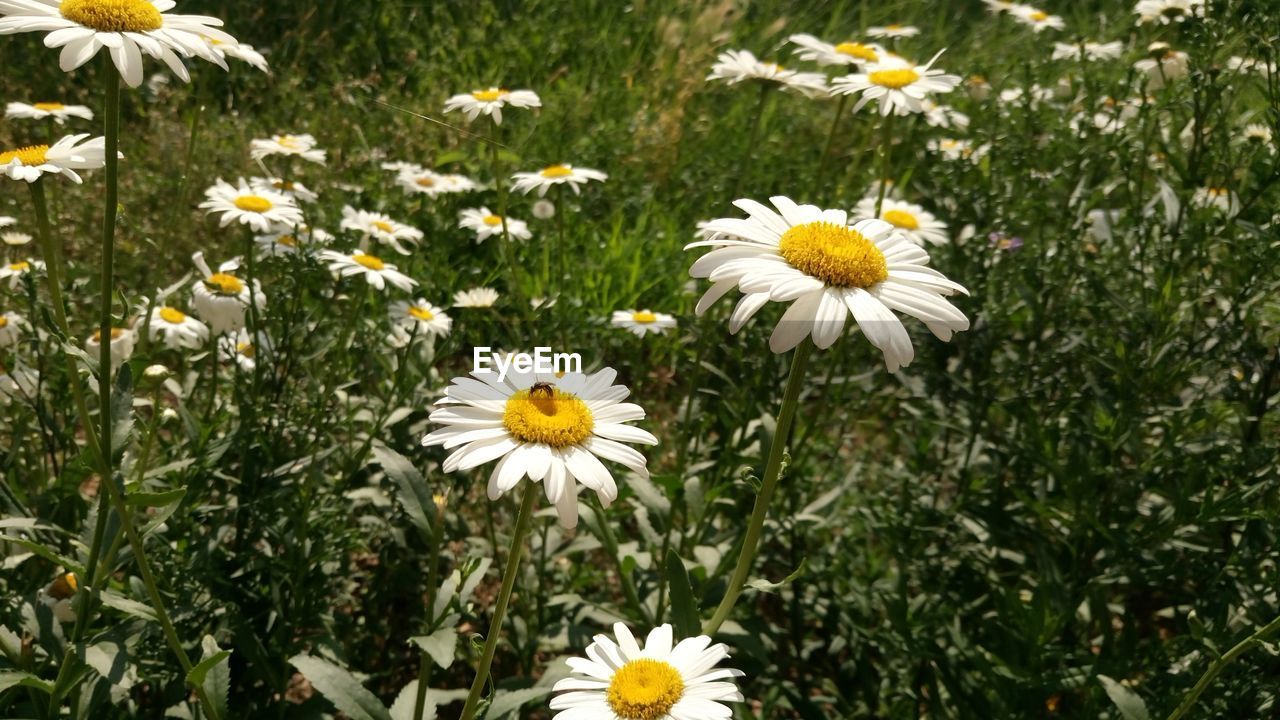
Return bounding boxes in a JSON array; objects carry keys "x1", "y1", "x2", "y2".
[
  {"x1": 874, "y1": 113, "x2": 896, "y2": 218},
  {"x1": 458, "y1": 485, "x2": 537, "y2": 720},
  {"x1": 730, "y1": 82, "x2": 773, "y2": 200},
  {"x1": 412, "y1": 494, "x2": 447, "y2": 720},
  {"x1": 487, "y1": 128, "x2": 524, "y2": 308},
  {"x1": 1165, "y1": 613, "x2": 1280, "y2": 720},
  {"x1": 811, "y1": 94, "x2": 849, "y2": 201},
  {"x1": 702, "y1": 340, "x2": 813, "y2": 636}
]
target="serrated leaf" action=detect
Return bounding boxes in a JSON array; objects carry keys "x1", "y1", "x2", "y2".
[
  {"x1": 665, "y1": 549, "x2": 699, "y2": 639},
  {"x1": 189, "y1": 636, "x2": 231, "y2": 720},
  {"x1": 98, "y1": 591, "x2": 157, "y2": 623},
  {"x1": 372, "y1": 445, "x2": 435, "y2": 541},
  {"x1": 289, "y1": 654, "x2": 391, "y2": 720},
  {"x1": 126, "y1": 488, "x2": 187, "y2": 507},
  {"x1": 482, "y1": 687, "x2": 552, "y2": 720},
  {"x1": 1098, "y1": 675, "x2": 1150, "y2": 720},
  {"x1": 389, "y1": 680, "x2": 436, "y2": 720},
  {"x1": 0, "y1": 535, "x2": 83, "y2": 575},
  {"x1": 411, "y1": 627, "x2": 456, "y2": 669}
]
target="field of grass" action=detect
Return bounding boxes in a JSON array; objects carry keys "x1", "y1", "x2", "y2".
[{"x1": 1, "y1": 0, "x2": 1278, "y2": 718}]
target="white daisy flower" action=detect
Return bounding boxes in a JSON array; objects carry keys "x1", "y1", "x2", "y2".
[
  {"x1": 830, "y1": 51, "x2": 961, "y2": 116},
  {"x1": 436, "y1": 173, "x2": 478, "y2": 194},
  {"x1": 389, "y1": 298, "x2": 451, "y2": 340},
  {"x1": 0, "y1": 310, "x2": 29, "y2": 348},
  {"x1": 550, "y1": 623, "x2": 744, "y2": 720},
  {"x1": 982, "y1": 0, "x2": 1018, "y2": 13},
  {"x1": 611, "y1": 309, "x2": 677, "y2": 337},
  {"x1": 706, "y1": 49, "x2": 828, "y2": 95},
  {"x1": 5, "y1": 101, "x2": 93, "y2": 123},
  {"x1": 1012, "y1": 6, "x2": 1065, "y2": 31},
  {"x1": 0, "y1": 362, "x2": 39, "y2": 403},
  {"x1": 3, "y1": 231, "x2": 33, "y2": 247},
  {"x1": 0, "y1": 216, "x2": 14, "y2": 228},
  {"x1": 394, "y1": 168, "x2": 449, "y2": 197},
  {"x1": 0, "y1": 0, "x2": 236, "y2": 87},
  {"x1": 380, "y1": 160, "x2": 425, "y2": 174},
  {"x1": 199, "y1": 178, "x2": 303, "y2": 234},
  {"x1": 85, "y1": 327, "x2": 135, "y2": 370},
  {"x1": 919, "y1": 99, "x2": 969, "y2": 129},
  {"x1": 250, "y1": 176, "x2": 317, "y2": 204},
  {"x1": 687, "y1": 196, "x2": 970, "y2": 371},
  {"x1": 148, "y1": 304, "x2": 208, "y2": 350},
  {"x1": 530, "y1": 296, "x2": 557, "y2": 310},
  {"x1": 204, "y1": 35, "x2": 267, "y2": 72},
  {"x1": 422, "y1": 367, "x2": 658, "y2": 528},
  {"x1": 1226, "y1": 56, "x2": 1269, "y2": 74},
  {"x1": 1051, "y1": 41, "x2": 1124, "y2": 62},
  {"x1": 1191, "y1": 186, "x2": 1239, "y2": 216},
  {"x1": 340, "y1": 206, "x2": 423, "y2": 255},
  {"x1": 1134, "y1": 0, "x2": 1204, "y2": 25},
  {"x1": 453, "y1": 287, "x2": 499, "y2": 308},
  {"x1": 1, "y1": 133, "x2": 107, "y2": 184},
  {"x1": 853, "y1": 197, "x2": 950, "y2": 246},
  {"x1": 219, "y1": 327, "x2": 270, "y2": 372},
  {"x1": 511, "y1": 164, "x2": 608, "y2": 196},
  {"x1": 866, "y1": 24, "x2": 920, "y2": 38},
  {"x1": 249, "y1": 133, "x2": 325, "y2": 164},
  {"x1": 998, "y1": 84, "x2": 1055, "y2": 107},
  {"x1": 191, "y1": 252, "x2": 263, "y2": 335},
  {"x1": 254, "y1": 225, "x2": 332, "y2": 257},
  {"x1": 319, "y1": 249, "x2": 417, "y2": 292},
  {"x1": 459, "y1": 207, "x2": 532, "y2": 243},
  {"x1": 788, "y1": 34, "x2": 883, "y2": 67},
  {"x1": 928, "y1": 137, "x2": 988, "y2": 163},
  {"x1": 0, "y1": 258, "x2": 44, "y2": 288},
  {"x1": 442, "y1": 87, "x2": 541, "y2": 124},
  {"x1": 1135, "y1": 43, "x2": 1189, "y2": 89},
  {"x1": 1243, "y1": 123, "x2": 1273, "y2": 148}
]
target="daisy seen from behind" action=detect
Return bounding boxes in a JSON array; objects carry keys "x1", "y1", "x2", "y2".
[
  {"x1": 443, "y1": 87, "x2": 541, "y2": 124},
  {"x1": 511, "y1": 164, "x2": 607, "y2": 196},
  {"x1": 421, "y1": 366, "x2": 657, "y2": 528},
  {"x1": 688, "y1": 196, "x2": 969, "y2": 371},
  {"x1": 6, "y1": 101, "x2": 93, "y2": 123},
  {"x1": 453, "y1": 287, "x2": 499, "y2": 308},
  {"x1": 550, "y1": 623, "x2": 744, "y2": 720},
  {"x1": 831, "y1": 51, "x2": 961, "y2": 116}
]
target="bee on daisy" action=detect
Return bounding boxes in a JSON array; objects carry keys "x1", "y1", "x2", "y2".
[
  {"x1": 511, "y1": 164, "x2": 608, "y2": 196},
  {"x1": 422, "y1": 366, "x2": 658, "y2": 528},
  {"x1": 0, "y1": 310, "x2": 29, "y2": 348},
  {"x1": 0, "y1": 0, "x2": 237, "y2": 87},
  {"x1": 687, "y1": 196, "x2": 969, "y2": 371},
  {"x1": 0, "y1": 259, "x2": 43, "y2": 288},
  {"x1": 85, "y1": 327, "x2": 136, "y2": 370},
  {"x1": 550, "y1": 623, "x2": 744, "y2": 720},
  {"x1": 788, "y1": 34, "x2": 884, "y2": 67},
  {"x1": 443, "y1": 87, "x2": 541, "y2": 124},
  {"x1": 706, "y1": 49, "x2": 828, "y2": 95},
  {"x1": 1, "y1": 134, "x2": 107, "y2": 184},
  {"x1": 199, "y1": 178, "x2": 304, "y2": 233},
  {"x1": 453, "y1": 287, "x2": 499, "y2": 308},
  {"x1": 611, "y1": 309, "x2": 677, "y2": 337},
  {"x1": 830, "y1": 51, "x2": 961, "y2": 116},
  {"x1": 459, "y1": 207, "x2": 532, "y2": 242},
  {"x1": 191, "y1": 252, "x2": 264, "y2": 335},
  {"x1": 249, "y1": 133, "x2": 326, "y2": 164},
  {"x1": 5, "y1": 101, "x2": 93, "y2": 124},
  {"x1": 388, "y1": 299, "x2": 452, "y2": 342},
  {"x1": 854, "y1": 196, "x2": 950, "y2": 246},
  {"x1": 319, "y1": 250, "x2": 417, "y2": 292},
  {"x1": 340, "y1": 206, "x2": 424, "y2": 255},
  {"x1": 147, "y1": 304, "x2": 209, "y2": 350}
]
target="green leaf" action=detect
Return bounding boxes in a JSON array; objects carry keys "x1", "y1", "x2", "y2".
[
  {"x1": 389, "y1": 680, "x2": 436, "y2": 720},
  {"x1": 0, "y1": 670, "x2": 54, "y2": 695},
  {"x1": 372, "y1": 445, "x2": 435, "y2": 541},
  {"x1": 189, "y1": 636, "x2": 231, "y2": 720},
  {"x1": 111, "y1": 362, "x2": 134, "y2": 452},
  {"x1": 482, "y1": 687, "x2": 552, "y2": 719},
  {"x1": 0, "y1": 535, "x2": 83, "y2": 575},
  {"x1": 126, "y1": 488, "x2": 187, "y2": 507},
  {"x1": 1097, "y1": 675, "x2": 1150, "y2": 720},
  {"x1": 98, "y1": 590, "x2": 157, "y2": 623},
  {"x1": 410, "y1": 627, "x2": 456, "y2": 669},
  {"x1": 665, "y1": 549, "x2": 699, "y2": 639},
  {"x1": 289, "y1": 654, "x2": 391, "y2": 720}
]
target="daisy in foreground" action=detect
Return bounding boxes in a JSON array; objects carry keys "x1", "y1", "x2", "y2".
[
  {"x1": 831, "y1": 51, "x2": 961, "y2": 116},
  {"x1": 688, "y1": 196, "x2": 969, "y2": 371},
  {"x1": 612, "y1": 309, "x2": 677, "y2": 337},
  {"x1": 0, "y1": 0, "x2": 236, "y2": 87},
  {"x1": 550, "y1": 623, "x2": 744, "y2": 720},
  {"x1": 443, "y1": 87, "x2": 541, "y2": 124},
  {"x1": 421, "y1": 367, "x2": 657, "y2": 528},
  {"x1": 512, "y1": 164, "x2": 607, "y2": 196},
  {"x1": 319, "y1": 250, "x2": 416, "y2": 292},
  {"x1": 459, "y1": 207, "x2": 531, "y2": 242},
  {"x1": 6, "y1": 101, "x2": 93, "y2": 123},
  {"x1": 199, "y1": 178, "x2": 303, "y2": 233},
  {"x1": 1, "y1": 134, "x2": 106, "y2": 183}
]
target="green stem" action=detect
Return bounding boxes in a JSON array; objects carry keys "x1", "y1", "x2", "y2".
[
  {"x1": 874, "y1": 113, "x2": 896, "y2": 218},
  {"x1": 592, "y1": 499, "x2": 650, "y2": 624},
  {"x1": 487, "y1": 130, "x2": 523, "y2": 308},
  {"x1": 702, "y1": 340, "x2": 813, "y2": 636},
  {"x1": 412, "y1": 494, "x2": 446, "y2": 720},
  {"x1": 1165, "y1": 614, "x2": 1280, "y2": 720},
  {"x1": 730, "y1": 83, "x2": 772, "y2": 200},
  {"x1": 458, "y1": 485, "x2": 537, "y2": 720},
  {"x1": 811, "y1": 93, "x2": 849, "y2": 202}
]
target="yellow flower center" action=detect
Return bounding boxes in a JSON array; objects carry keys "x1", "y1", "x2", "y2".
[
  {"x1": 234, "y1": 195, "x2": 273, "y2": 213},
  {"x1": 541, "y1": 164, "x2": 573, "y2": 178},
  {"x1": 778, "y1": 221, "x2": 888, "y2": 288},
  {"x1": 92, "y1": 328, "x2": 125, "y2": 342},
  {"x1": 34, "y1": 102, "x2": 66, "y2": 111},
  {"x1": 885, "y1": 24, "x2": 903, "y2": 30},
  {"x1": 0, "y1": 317, "x2": 7, "y2": 328},
  {"x1": 1029, "y1": 10, "x2": 1048, "y2": 21},
  {"x1": 7, "y1": 261, "x2": 31, "y2": 272},
  {"x1": 408, "y1": 305, "x2": 434, "y2": 321},
  {"x1": 868, "y1": 68, "x2": 919, "y2": 89},
  {"x1": 353, "y1": 253, "x2": 385, "y2": 271},
  {"x1": 0, "y1": 145, "x2": 50, "y2": 166},
  {"x1": 273, "y1": 179, "x2": 295, "y2": 191},
  {"x1": 632, "y1": 311, "x2": 657, "y2": 324},
  {"x1": 159, "y1": 306, "x2": 187, "y2": 324},
  {"x1": 471, "y1": 88, "x2": 508, "y2": 102},
  {"x1": 277, "y1": 135, "x2": 302, "y2": 149},
  {"x1": 276, "y1": 234, "x2": 298, "y2": 247},
  {"x1": 882, "y1": 209, "x2": 919, "y2": 230},
  {"x1": 1207, "y1": 187, "x2": 1228, "y2": 197},
  {"x1": 415, "y1": 177, "x2": 435, "y2": 187},
  {"x1": 49, "y1": 572, "x2": 78, "y2": 600},
  {"x1": 205, "y1": 273, "x2": 244, "y2": 296},
  {"x1": 237, "y1": 342, "x2": 255, "y2": 358},
  {"x1": 60, "y1": 0, "x2": 164, "y2": 33},
  {"x1": 835, "y1": 42, "x2": 878, "y2": 62},
  {"x1": 606, "y1": 659, "x2": 685, "y2": 720},
  {"x1": 372, "y1": 220, "x2": 396, "y2": 233},
  {"x1": 502, "y1": 387, "x2": 594, "y2": 448},
  {"x1": 482, "y1": 215, "x2": 504, "y2": 226}
]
